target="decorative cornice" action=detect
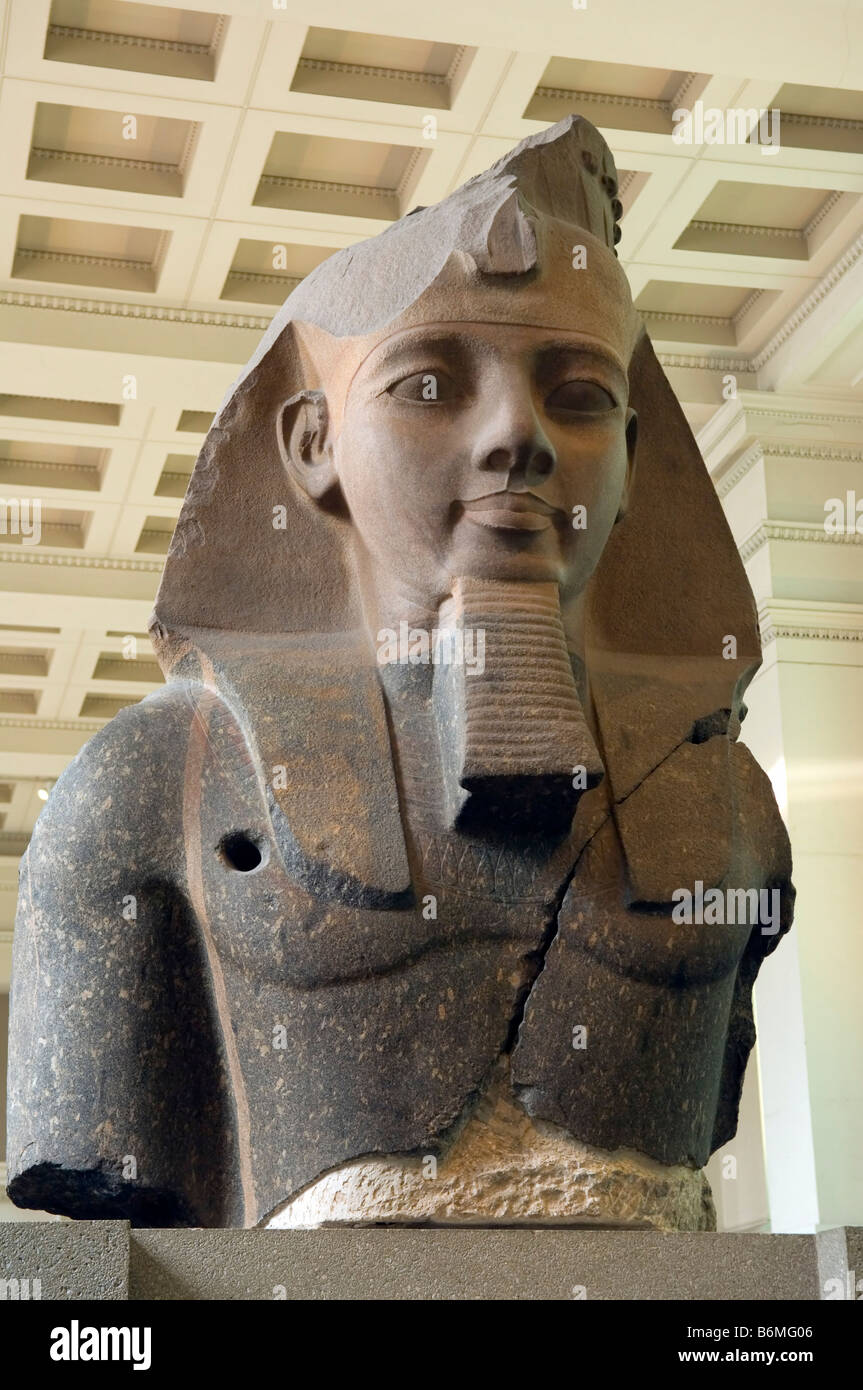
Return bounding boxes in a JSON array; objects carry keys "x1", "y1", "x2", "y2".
[
  {"x1": 0, "y1": 527, "x2": 83, "y2": 545},
  {"x1": 397, "y1": 146, "x2": 424, "y2": 198},
  {"x1": 739, "y1": 528, "x2": 768, "y2": 562},
  {"x1": 30, "y1": 147, "x2": 180, "y2": 177},
  {"x1": 209, "y1": 15, "x2": 228, "y2": 59},
  {"x1": 534, "y1": 85, "x2": 669, "y2": 113},
  {"x1": 716, "y1": 441, "x2": 763, "y2": 497},
  {"x1": 760, "y1": 620, "x2": 863, "y2": 645},
  {"x1": 296, "y1": 57, "x2": 447, "y2": 86},
  {"x1": 0, "y1": 652, "x2": 47, "y2": 670},
  {"x1": 745, "y1": 404, "x2": 863, "y2": 426},
  {"x1": 228, "y1": 271, "x2": 301, "y2": 291},
  {"x1": 0, "y1": 457, "x2": 101, "y2": 474},
  {"x1": 445, "y1": 45, "x2": 470, "y2": 88},
  {"x1": 770, "y1": 523, "x2": 863, "y2": 543},
  {"x1": 534, "y1": 73, "x2": 698, "y2": 119},
  {"x1": 644, "y1": 310, "x2": 731, "y2": 326},
  {"x1": 669, "y1": 72, "x2": 701, "y2": 111},
  {"x1": 0, "y1": 548, "x2": 164, "y2": 573},
  {"x1": 177, "y1": 120, "x2": 200, "y2": 178},
  {"x1": 0, "y1": 290, "x2": 271, "y2": 331},
  {"x1": 618, "y1": 170, "x2": 637, "y2": 198},
  {"x1": 752, "y1": 232, "x2": 863, "y2": 371},
  {"x1": 16, "y1": 248, "x2": 152, "y2": 273},
  {"x1": 0, "y1": 716, "x2": 105, "y2": 731},
  {"x1": 258, "y1": 174, "x2": 395, "y2": 199},
  {"x1": 646, "y1": 295, "x2": 765, "y2": 337},
  {"x1": 782, "y1": 111, "x2": 863, "y2": 131},
  {"x1": 660, "y1": 233, "x2": 863, "y2": 378},
  {"x1": 656, "y1": 352, "x2": 751, "y2": 371},
  {"x1": 740, "y1": 520, "x2": 863, "y2": 562},
  {"x1": 803, "y1": 189, "x2": 844, "y2": 238},
  {"x1": 762, "y1": 443, "x2": 863, "y2": 460},
  {"x1": 688, "y1": 219, "x2": 803, "y2": 241},
  {"x1": 732, "y1": 289, "x2": 763, "y2": 324},
  {"x1": 46, "y1": 23, "x2": 211, "y2": 56}
]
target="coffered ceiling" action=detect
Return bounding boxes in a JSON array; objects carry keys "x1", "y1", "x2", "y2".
[{"x1": 0, "y1": 0, "x2": 861, "y2": 974}]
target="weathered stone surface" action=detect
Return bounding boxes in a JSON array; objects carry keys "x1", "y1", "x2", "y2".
[
  {"x1": 816, "y1": 1225, "x2": 863, "y2": 1299},
  {"x1": 129, "y1": 1228, "x2": 820, "y2": 1301},
  {"x1": 266, "y1": 1058, "x2": 714, "y2": 1232},
  {"x1": 2, "y1": 1219, "x2": 850, "y2": 1301},
  {"x1": 0, "y1": 1221, "x2": 128, "y2": 1300},
  {"x1": 7, "y1": 113, "x2": 793, "y2": 1229}
]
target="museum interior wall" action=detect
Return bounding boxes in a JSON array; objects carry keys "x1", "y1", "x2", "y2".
[{"x1": 0, "y1": 0, "x2": 861, "y2": 1233}]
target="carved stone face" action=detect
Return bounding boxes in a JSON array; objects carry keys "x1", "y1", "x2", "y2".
[{"x1": 331, "y1": 321, "x2": 636, "y2": 610}]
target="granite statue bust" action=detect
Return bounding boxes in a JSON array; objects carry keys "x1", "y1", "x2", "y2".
[{"x1": 6, "y1": 115, "x2": 793, "y2": 1231}]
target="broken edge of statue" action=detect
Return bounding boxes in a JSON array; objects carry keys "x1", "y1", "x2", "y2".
[{"x1": 6, "y1": 115, "x2": 793, "y2": 1232}]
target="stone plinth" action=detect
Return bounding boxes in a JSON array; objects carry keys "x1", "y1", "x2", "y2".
[{"x1": 1, "y1": 1222, "x2": 860, "y2": 1300}]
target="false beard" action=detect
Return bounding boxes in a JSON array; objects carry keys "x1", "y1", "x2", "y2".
[{"x1": 432, "y1": 576, "x2": 604, "y2": 836}]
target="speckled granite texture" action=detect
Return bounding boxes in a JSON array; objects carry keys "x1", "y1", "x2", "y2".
[
  {"x1": 3, "y1": 1223, "x2": 860, "y2": 1301},
  {"x1": 7, "y1": 114, "x2": 793, "y2": 1230}
]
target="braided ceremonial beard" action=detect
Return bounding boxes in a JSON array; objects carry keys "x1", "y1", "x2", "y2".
[{"x1": 432, "y1": 576, "x2": 604, "y2": 835}]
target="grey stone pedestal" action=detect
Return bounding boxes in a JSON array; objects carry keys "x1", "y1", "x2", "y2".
[{"x1": 1, "y1": 1223, "x2": 860, "y2": 1300}]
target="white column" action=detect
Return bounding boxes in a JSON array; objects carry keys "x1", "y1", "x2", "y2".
[{"x1": 701, "y1": 393, "x2": 863, "y2": 1232}]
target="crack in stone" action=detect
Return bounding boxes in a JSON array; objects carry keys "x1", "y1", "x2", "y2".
[{"x1": 503, "y1": 710, "x2": 736, "y2": 1059}]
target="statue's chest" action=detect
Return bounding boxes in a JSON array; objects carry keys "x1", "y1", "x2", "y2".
[
  {"x1": 189, "y1": 682, "x2": 578, "y2": 992},
  {"x1": 199, "y1": 808, "x2": 570, "y2": 992},
  {"x1": 411, "y1": 824, "x2": 573, "y2": 905}
]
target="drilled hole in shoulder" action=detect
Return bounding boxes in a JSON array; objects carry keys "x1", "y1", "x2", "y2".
[{"x1": 218, "y1": 831, "x2": 268, "y2": 873}]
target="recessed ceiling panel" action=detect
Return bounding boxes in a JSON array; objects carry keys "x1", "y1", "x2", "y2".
[
  {"x1": 292, "y1": 27, "x2": 466, "y2": 109},
  {"x1": 44, "y1": 0, "x2": 224, "y2": 81},
  {"x1": 675, "y1": 181, "x2": 837, "y2": 259},
  {"x1": 221, "y1": 238, "x2": 334, "y2": 305},
  {"x1": 176, "y1": 410, "x2": 213, "y2": 433},
  {"x1": 0, "y1": 691, "x2": 40, "y2": 715},
  {"x1": 254, "y1": 132, "x2": 424, "y2": 220},
  {"x1": 28, "y1": 102, "x2": 197, "y2": 197},
  {"x1": 0, "y1": 439, "x2": 107, "y2": 493},
  {"x1": 135, "y1": 515, "x2": 176, "y2": 554},
  {"x1": 637, "y1": 281, "x2": 755, "y2": 317},
  {"x1": 635, "y1": 280, "x2": 768, "y2": 347},
  {"x1": 525, "y1": 56, "x2": 692, "y2": 133},
  {"x1": 0, "y1": 651, "x2": 50, "y2": 678},
  {"x1": 79, "y1": 693, "x2": 141, "y2": 718},
  {"x1": 13, "y1": 214, "x2": 169, "y2": 292},
  {"x1": 765, "y1": 83, "x2": 863, "y2": 154},
  {"x1": 155, "y1": 453, "x2": 196, "y2": 498},
  {"x1": 92, "y1": 651, "x2": 163, "y2": 682},
  {"x1": 0, "y1": 506, "x2": 91, "y2": 549},
  {"x1": 0, "y1": 395, "x2": 121, "y2": 426}
]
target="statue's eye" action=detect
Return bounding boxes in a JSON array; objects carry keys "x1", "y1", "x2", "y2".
[
  {"x1": 387, "y1": 371, "x2": 460, "y2": 402},
  {"x1": 545, "y1": 381, "x2": 617, "y2": 414}
]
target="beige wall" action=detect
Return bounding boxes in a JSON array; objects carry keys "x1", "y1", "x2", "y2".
[{"x1": 0, "y1": 991, "x2": 7, "y2": 1160}]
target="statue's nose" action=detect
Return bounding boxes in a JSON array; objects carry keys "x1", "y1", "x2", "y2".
[{"x1": 473, "y1": 385, "x2": 556, "y2": 488}]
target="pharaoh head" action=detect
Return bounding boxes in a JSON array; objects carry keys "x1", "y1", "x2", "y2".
[
  {"x1": 273, "y1": 150, "x2": 639, "y2": 616},
  {"x1": 154, "y1": 113, "x2": 761, "y2": 820}
]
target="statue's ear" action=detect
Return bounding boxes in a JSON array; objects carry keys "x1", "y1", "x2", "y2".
[{"x1": 276, "y1": 389, "x2": 337, "y2": 500}]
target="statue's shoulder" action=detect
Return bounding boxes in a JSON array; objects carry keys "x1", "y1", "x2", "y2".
[
  {"x1": 28, "y1": 680, "x2": 202, "y2": 872},
  {"x1": 9, "y1": 678, "x2": 236, "y2": 1226}
]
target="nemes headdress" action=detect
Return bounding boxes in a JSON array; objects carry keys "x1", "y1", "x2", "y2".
[{"x1": 153, "y1": 114, "x2": 760, "y2": 855}]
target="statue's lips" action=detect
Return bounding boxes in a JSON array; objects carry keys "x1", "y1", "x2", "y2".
[{"x1": 460, "y1": 493, "x2": 557, "y2": 532}]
